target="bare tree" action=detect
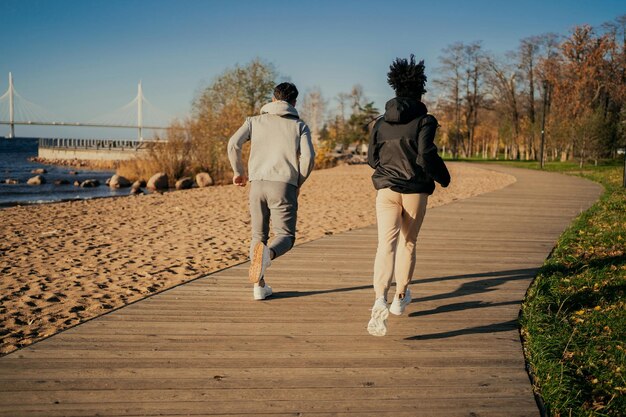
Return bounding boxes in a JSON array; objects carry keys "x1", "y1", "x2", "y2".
[
  {"x1": 519, "y1": 36, "x2": 541, "y2": 159},
  {"x1": 463, "y1": 42, "x2": 486, "y2": 157},
  {"x1": 485, "y1": 53, "x2": 521, "y2": 160},
  {"x1": 435, "y1": 42, "x2": 465, "y2": 158},
  {"x1": 350, "y1": 85, "x2": 365, "y2": 114},
  {"x1": 299, "y1": 87, "x2": 327, "y2": 145}
]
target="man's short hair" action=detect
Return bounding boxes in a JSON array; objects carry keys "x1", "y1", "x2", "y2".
[
  {"x1": 274, "y1": 82, "x2": 299, "y2": 103},
  {"x1": 387, "y1": 54, "x2": 427, "y2": 100}
]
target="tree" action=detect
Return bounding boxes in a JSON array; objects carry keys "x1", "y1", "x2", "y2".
[
  {"x1": 191, "y1": 58, "x2": 277, "y2": 180},
  {"x1": 462, "y1": 42, "x2": 486, "y2": 158},
  {"x1": 435, "y1": 42, "x2": 464, "y2": 158},
  {"x1": 299, "y1": 87, "x2": 327, "y2": 145},
  {"x1": 519, "y1": 36, "x2": 541, "y2": 159},
  {"x1": 435, "y1": 41, "x2": 485, "y2": 158},
  {"x1": 193, "y1": 58, "x2": 276, "y2": 118},
  {"x1": 319, "y1": 86, "x2": 378, "y2": 149},
  {"x1": 553, "y1": 25, "x2": 614, "y2": 166},
  {"x1": 485, "y1": 53, "x2": 521, "y2": 160}
]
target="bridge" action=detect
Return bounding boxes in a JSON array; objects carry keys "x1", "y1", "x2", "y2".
[{"x1": 0, "y1": 73, "x2": 170, "y2": 141}]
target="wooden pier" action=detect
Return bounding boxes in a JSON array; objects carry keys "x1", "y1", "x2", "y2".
[{"x1": 37, "y1": 138, "x2": 158, "y2": 161}]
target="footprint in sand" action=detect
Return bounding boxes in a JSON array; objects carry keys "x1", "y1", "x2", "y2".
[{"x1": 69, "y1": 305, "x2": 85, "y2": 313}]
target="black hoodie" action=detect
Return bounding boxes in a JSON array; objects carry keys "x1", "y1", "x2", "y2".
[{"x1": 367, "y1": 97, "x2": 450, "y2": 194}]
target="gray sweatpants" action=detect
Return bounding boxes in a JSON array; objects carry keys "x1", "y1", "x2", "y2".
[{"x1": 249, "y1": 180, "x2": 298, "y2": 260}]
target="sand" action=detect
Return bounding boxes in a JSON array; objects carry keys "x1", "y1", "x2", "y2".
[{"x1": 0, "y1": 163, "x2": 515, "y2": 355}]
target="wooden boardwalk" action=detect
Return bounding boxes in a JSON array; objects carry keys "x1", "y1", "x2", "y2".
[{"x1": 0, "y1": 165, "x2": 602, "y2": 417}]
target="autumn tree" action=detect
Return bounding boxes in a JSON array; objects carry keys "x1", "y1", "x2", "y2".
[
  {"x1": 545, "y1": 25, "x2": 616, "y2": 166},
  {"x1": 431, "y1": 14, "x2": 625, "y2": 165},
  {"x1": 191, "y1": 58, "x2": 277, "y2": 180}
]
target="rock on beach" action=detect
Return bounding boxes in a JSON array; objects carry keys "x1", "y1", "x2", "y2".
[
  {"x1": 109, "y1": 175, "x2": 131, "y2": 189},
  {"x1": 27, "y1": 175, "x2": 46, "y2": 185},
  {"x1": 176, "y1": 177, "x2": 194, "y2": 190},
  {"x1": 147, "y1": 173, "x2": 169, "y2": 191},
  {"x1": 80, "y1": 179, "x2": 100, "y2": 188},
  {"x1": 195, "y1": 172, "x2": 213, "y2": 188}
]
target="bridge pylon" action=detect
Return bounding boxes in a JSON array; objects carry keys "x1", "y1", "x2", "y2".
[
  {"x1": 138, "y1": 81, "x2": 143, "y2": 141},
  {"x1": 8, "y1": 72, "x2": 15, "y2": 139}
]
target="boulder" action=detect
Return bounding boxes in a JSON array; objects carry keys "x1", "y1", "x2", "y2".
[
  {"x1": 27, "y1": 175, "x2": 46, "y2": 185},
  {"x1": 54, "y1": 179, "x2": 71, "y2": 185},
  {"x1": 4, "y1": 178, "x2": 19, "y2": 185},
  {"x1": 147, "y1": 173, "x2": 169, "y2": 191},
  {"x1": 130, "y1": 184, "x2": 144, "y2": 195},
  {"x1": 195, "y1": 172, "x2": 213, "y2": 187},
  {"x1": 175, "y1": 177, "x2": 194, "y2": 190},
  {"x1": 109, "y1": 174, "x2": 131, "y2": 189},
  {"x1": 74, "y1": 180, "x2": 81, "y2": 187},
  {"x1": 31, "y1": 168, "x2": 47, "y2": 174},
  {"x1": 80, "y1": 179, "x2": 100, "y2": 188},
  {"x1": 68, "y1": 171, "x2": 78, "y2": 175}
]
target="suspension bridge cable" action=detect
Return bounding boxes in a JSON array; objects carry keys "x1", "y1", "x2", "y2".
[
  {"x1": 142, "y1": 96, "x2": 174, "y2": 126},
  {"x1": 12, "y1": 89, "x2": 63, "y2": 122},
  {"x1": 86, "y1": 95, "x2": 138, "y2": 126}
]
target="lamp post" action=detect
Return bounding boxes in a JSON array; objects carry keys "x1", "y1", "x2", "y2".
[
  {"x1": 622, "y1": 147, "x2": 626, "y2": 188},
  {"x1": 540, "y1": 80, "x2": 549, "y2": 169}
]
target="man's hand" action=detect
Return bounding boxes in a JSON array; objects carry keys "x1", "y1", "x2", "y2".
[{"x1": 233, "y1": 175, "x2": 248, "y2": 187}]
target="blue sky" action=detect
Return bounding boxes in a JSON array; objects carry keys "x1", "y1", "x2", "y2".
[{"x1": 1, "y1": 0, "x2": 624, "y2": 139}]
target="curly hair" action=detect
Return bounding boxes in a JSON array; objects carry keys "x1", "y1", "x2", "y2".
[{"x1": 387, "y1": 54, "x2": 427, "y2": 99}]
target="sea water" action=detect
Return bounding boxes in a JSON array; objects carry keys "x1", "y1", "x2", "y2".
[{"x1": 0, "y1": 138, "x2": 128, "y2": 207}]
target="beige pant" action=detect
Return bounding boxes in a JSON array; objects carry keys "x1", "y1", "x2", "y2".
[{"x1": 373, "y1": 188, "x2": 428, "y2": 299}]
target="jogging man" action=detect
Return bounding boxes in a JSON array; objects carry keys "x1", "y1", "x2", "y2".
[{"x1": 227, "y1": 82, "x2": 315, "y2": 300}]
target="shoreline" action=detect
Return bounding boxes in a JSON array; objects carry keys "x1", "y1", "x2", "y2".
[{"x1": 0, "y1": 163, "x2": 516, "y2": 355}]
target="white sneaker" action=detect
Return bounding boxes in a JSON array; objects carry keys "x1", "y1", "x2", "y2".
[
  {"x1": 249, "y1": 242, "x2": 271, "y2": 283},
  {"x1": 253, "y1": 284, "x2": 273, "y2": 300},
  {"x1": 367, "y1": 297, "x2": 389, "y2": 336},
  {"x1": 389, "y1": 288, "x2": 412, "y2": 316}
]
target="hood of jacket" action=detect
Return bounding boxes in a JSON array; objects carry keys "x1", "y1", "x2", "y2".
[
  {"x1": 383, "y1": 97, "x2": 427, "y2": 123},
  {"x1": 260, "y1": 100, "x2": 299, "y2": 118}
]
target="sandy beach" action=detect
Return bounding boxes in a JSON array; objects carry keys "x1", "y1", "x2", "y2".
[{"x1": 0, "y1": 163, "x2": 515, "y2": 355}]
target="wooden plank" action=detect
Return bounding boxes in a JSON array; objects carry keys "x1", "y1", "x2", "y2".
[
  {"x1": 0, "y1": 385, "x2": 535, "y2": 405},
  {"x1": 0, "y1": 372, "x2": 532, "y2": 392},
  {"x1": 0, "y1": 400, "x2": 539, "y2": 417}
]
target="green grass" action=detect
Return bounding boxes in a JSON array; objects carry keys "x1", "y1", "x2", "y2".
[{"x1": 482, "y1": 160, "x2": 625, "y2": 416}]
